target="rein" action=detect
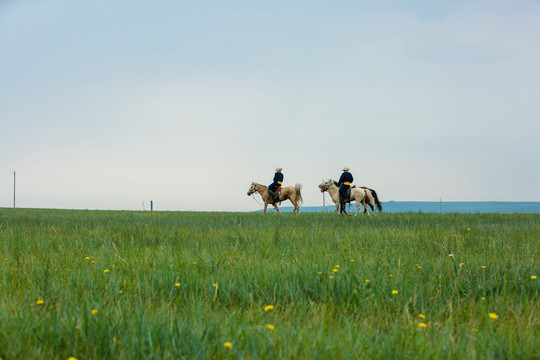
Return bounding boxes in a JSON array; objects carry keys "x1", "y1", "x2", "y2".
[
  {"x1": 250, "y1": 183, "x2": 266, "y2": 205},
  {"x1": 251, "y1": 191, "x2": 265, "y2": 205}
]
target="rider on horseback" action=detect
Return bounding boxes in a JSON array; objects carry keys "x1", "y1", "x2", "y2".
[
  {"x1": 336, "y1": 167, "x2": 353, "y2": 209},
  {"x1": 268, "y1": 167, "x2": 283, "y2": 202}
]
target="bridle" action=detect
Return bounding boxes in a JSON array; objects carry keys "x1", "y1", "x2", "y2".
[
  {"x1": 248, "y1": 183, "x2": 265, "y2": 205},
  {"x1": 247, "y1": 183, "x2": 260, "y2": 196}
]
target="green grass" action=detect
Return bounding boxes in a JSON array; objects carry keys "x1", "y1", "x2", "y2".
[{"x1": 0, "y1": 208, "x2": 538, "y2": 359}]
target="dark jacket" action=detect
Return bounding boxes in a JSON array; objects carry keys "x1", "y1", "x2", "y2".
[
  {"x1": 337, "y1": 172, "x2": 353, "y2": 187},
  {"x1": 337, "y1": 171, "x2": 353, "y2": 197},
  {"x1": 268, "y1": 172, "x2": 284, "y2": 191}
]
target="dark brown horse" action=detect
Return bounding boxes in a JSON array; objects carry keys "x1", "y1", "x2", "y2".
[{"x1": 359, "y1": 186, "x2": 383, "y2": 213}]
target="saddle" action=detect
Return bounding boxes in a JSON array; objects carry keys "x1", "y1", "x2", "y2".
[{"x1": 270, "y1": 186, "x2": 282, "y2": 202}]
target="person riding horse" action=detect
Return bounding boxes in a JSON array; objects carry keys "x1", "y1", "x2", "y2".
[
  {"x1": 336, "y1": 167, "x2": 353, "y2": 213},
  {"x1": 268, "y1": 167, "x2": 283, "y2": 202}
]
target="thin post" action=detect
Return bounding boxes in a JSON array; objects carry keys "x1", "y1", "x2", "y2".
[
  {"x1": 150, "y1": 200, "x2": 153, "y2": 217},
  {"x1": 13, "y1": 171, "x2": 16, "y2": 211}
]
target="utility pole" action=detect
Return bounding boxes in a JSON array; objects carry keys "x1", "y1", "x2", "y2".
[{"x1": 13, "y1": 171, "x2": 16, "y2": 211}]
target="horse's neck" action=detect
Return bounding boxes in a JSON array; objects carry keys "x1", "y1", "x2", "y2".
[
  {"x1": 256, "y1": 184, "x2": 268, "y2": 195},
  {"x1": 327, "y1": 186, "x2": 340, "y2": 201}
]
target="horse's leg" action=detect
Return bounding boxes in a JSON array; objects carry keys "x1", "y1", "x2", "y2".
[
  {"x1": 291, "y1": 199, "x2": 299, "y2": 215},
  {"x1": 341, "y1": 201, "x2": 349, "y2": 216},
  {"x1": 273, "y1": 203, "x2": 281, "y2": 215},
  {"x1": 355, "y1": 199, "x2": 360, "y2": 216},
  {"x1": 362, "y1": 199, "x2": 371, "y2": 216},
  {"x1": 369, "y1": 203, "x2": 376, "y2": 216},
  {"x1": 366, "y1": 192, "x2": 377, "y2": 215},
  {"x1": 364, "y1": 203, "x2": 374, "y2": 214},
  {"x1": 263, "y1": 202, "x2": 268, "y2": 215},
  {"x1": 334, "y1": 203, "x2": 340, "y2": 215},
  {"x1": 365, "y1": 203, "x2": 374, "y2": 213},
  {"x1": 294, "y1": 195, "x2": 300, "y2": 214}
]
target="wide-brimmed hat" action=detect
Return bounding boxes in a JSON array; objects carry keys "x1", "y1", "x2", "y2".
[
  {"x1": 275, "y1": 167, "x2": 283, "y2": 172},
  {"x1": 342, "y1": 167, "x2": 350, "y2": 171}
]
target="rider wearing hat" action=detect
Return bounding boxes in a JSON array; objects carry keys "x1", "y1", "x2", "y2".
[
  {"x1": 337, "y1": 167, "x2": 353, "y2": 204},
  {"x1": 268, "y1": 167, "x2": 283, "y2": 202}
]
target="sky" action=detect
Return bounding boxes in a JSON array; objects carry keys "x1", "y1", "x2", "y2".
[{"x1": 1, "y1": 0, "x2": 539, "y2": 211}]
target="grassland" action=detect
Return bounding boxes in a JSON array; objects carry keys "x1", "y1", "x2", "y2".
[{"x1": 0, "y1": 208, "x2": 538, "y2": 359}]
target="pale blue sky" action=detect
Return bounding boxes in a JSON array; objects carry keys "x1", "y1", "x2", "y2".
[{"x1": 1, "y1": 0, "x2": 539, "y2": 211}]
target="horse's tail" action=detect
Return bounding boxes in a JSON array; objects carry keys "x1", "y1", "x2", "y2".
[
  {"x1": 295, "y1": 183, "x2": 303, "y2": 205},
  {"x1": 369, "y1": 188, "x2": 383, "y2": 212}
]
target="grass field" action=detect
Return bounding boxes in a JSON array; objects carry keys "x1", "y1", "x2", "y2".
[{"x1": 0, "y1": 208, "x2": 538, "y2": 359}]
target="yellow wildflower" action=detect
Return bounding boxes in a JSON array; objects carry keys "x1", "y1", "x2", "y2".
[
  {"x1": 318, "y1": 272, "x2": 322, "y2": 274},
  {"x1": 388, "y1": 274, "x2": 393, "y2": 278},
  {"x1": 489, "y1": 313, "x2": 498, "y2": 320},
  {"x1": 264, "y1": 305, "x2": 274, "y2": 312},
  {"x1": 365, "y1": 279, "x2": 370, "y2": 283},
  {"x1": 419, "y1": 314, "x2": 426, "y2": 319},
  {"x1": 392, "y1": 290, "x2": 399, "y2": 295},
  {"x1": 174, "y1": 283, "x2": 181, "y2": 287},
  {"x1": 531, "y1": 275, "x2": 537, "y2": 280},
  {"x1": 472, "y1": 328, "x2": 479, "y2": 333},
  {"x1": 84, "y1": 256, "x2": 90, "y2": 260},
  {"x1": 418, "y1": 322, "x2": 427, "y2": 328},
  {"x1": 68, "y1": 357, "x2": 78, "y2": 360},
  {"x1": 335, "y1": 265, "x2": 340, "y2": 268},
  {"x1": 460, "y1": 263, "x2": 465, "y2": 267},
  {"x1": 223, "y1": 342, "x2": 232, "y2": 348},
  {"x1": 103, "y1": 269, "x2": 109, "y2": 273},
  {"x1": 266, "y1": 324, "x2": 275, "y2": 330},
  {"x1": 213, "y1": 283, "x2": 218, "y2": 287},
  {"x1": 350, "y1": 259, "x2": 355, "y2": 262},
  {"x1": 482, "y1": 266, "x2": 486, "y2": 269},
  {"x1": 329, "y1": 276, "x2": 334, "y2": 279},
  {"x1": 466, "y1": 228, "x2": 471, "y2": 231},
  {"x1": 36, "y1": 300, "x2": 44, "y2": 305},
  {"x1": 91, "y1": 309, "x2": 98, "y2": 315},
  {"x1": 332, "y1": 269, "x2": 338, "y2": 273}
]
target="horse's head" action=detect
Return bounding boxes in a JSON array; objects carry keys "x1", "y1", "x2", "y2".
[
  {"x1": 318, "y1": 179, "x2": 334, "y2": 192},
  {"x1": 247, "y1": 182, "x2": 257, "y2": 196}
]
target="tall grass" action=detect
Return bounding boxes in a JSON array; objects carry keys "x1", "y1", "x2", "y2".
[{"x1": 0, "y1": 209, "x2": 538, "y2": 359}]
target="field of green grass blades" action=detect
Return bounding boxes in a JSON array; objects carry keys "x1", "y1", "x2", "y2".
[{"x1": 0, "y1": 208, "x2": 538, "y2": 359}]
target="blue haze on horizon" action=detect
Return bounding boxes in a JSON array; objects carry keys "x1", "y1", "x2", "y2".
[{"x1": 1, "y1": 0, "x2": 539, "y2": 211}]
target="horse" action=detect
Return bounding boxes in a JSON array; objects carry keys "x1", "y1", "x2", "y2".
[
  {"x1": 358, "y1": 186, "x2": 383, "y2": 213},
  {"x1": 318, "y1": 179, "x2": 374, "y2": 216},
  {"x1": 247, "y1": 182, "x2": 303, "y2": 215}
]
